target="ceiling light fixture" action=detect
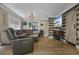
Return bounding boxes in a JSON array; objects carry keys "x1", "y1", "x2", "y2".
[{"x1": 29, "y1": 12, "x2": 34, "y2": 20}]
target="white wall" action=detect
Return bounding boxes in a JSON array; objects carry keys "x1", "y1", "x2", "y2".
[
  {"x1": 0, "y1": 8, "x2": 10, "y2": 44},
  {"x1": 39, "y1": 20, "x2": 49, "y2": 36}
]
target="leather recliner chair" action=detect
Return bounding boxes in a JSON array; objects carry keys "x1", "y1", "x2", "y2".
[{"x1": 5, "y1": 28, "x2": 34, "y2": 55}]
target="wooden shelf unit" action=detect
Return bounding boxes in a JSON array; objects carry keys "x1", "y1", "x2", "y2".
[
  {"x1": 76, "y1": 5, "x2": 79, "y2": 45},
  {"x1": 49, "y1": 17, "x2": 54, "y2": 36},
  {"x1": 62, "y1": 4, "x2": 79, "y2": 45},
  {"x1": 62, "y1": 15, "x2": 66, "y2": 39}
]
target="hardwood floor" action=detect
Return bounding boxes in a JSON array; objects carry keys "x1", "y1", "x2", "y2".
[{"x1": 2, "y1": 37, "x2": 79, "y2": 55}]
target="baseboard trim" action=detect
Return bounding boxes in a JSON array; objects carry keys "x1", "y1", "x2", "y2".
[
  {"x1": 48, "y1": 36, "x2": 53, "y2": 39},
  {"x1": 1, "y1": 44, "x2": 11, "y2": 45},
  {"x1": 76, "y1": 45, "x2": 79, "y2": 49},
  {"x1": 66, "y1": 41, "x2": 75, "y2": 46}
]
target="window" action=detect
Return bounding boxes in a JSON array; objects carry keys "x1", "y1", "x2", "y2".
[
  {"x1": 54, "y1": 16, "x2": 62, "y2": 27},
  {"x1": 8, "y1": 14, "x2": 21, "y2": 30}
]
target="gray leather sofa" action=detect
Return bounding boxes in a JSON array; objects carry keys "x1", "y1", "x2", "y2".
[{"x1": 5, "y1": 28, "x2": 34, "y2": 55}]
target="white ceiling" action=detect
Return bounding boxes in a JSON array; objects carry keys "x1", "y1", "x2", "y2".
[{"x1": 3, "y1": 3, "x2": 76, "y2": 19}]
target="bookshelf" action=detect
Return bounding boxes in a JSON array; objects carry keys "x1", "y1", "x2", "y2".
[
  {"x1": 62, "y1": 15, "x2": 66, "y2": 40},
  {"x1": 62, "y1": 8, "x2": 77, "y2": 44},
  {"x1": 48, "y1": 17, "x2": 54, "y2": 37},
  {"x1": 76, "y1": 5, "x2": 79, "y2": 46}
]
